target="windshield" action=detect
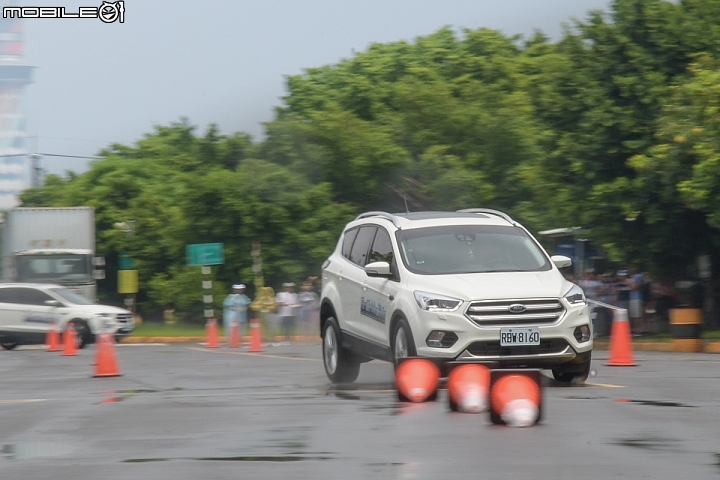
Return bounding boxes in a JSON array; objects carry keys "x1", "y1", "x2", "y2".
[
  {"x1": 397, "y1": 225, "x2": 551, "y2": 275},
  {"x1": 49, "y1": 287, "x2": 95, "y2": 305},
  {"x1": 16, "y1": 254, "x2": 93, "y2": 284}
]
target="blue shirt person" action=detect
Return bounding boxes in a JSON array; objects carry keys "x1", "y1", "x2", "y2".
[{"x1": 223, "y1": 284, "x2": 252, "y2": 337}]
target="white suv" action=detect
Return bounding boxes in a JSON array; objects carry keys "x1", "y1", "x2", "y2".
[
  {"x1": 0, "y1": 283, "x2": 134, "y2": 350},
  {"x1": 320, "y1": 209, "x2": 592, "y2": 384}
]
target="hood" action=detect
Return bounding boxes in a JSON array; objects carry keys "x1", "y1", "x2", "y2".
[
  {"x1": 407, "y1": 270, "x2": 572, "y2": 301},
  {"x1": 68, "y1": 304, "x2": 131, "y2": 315}
]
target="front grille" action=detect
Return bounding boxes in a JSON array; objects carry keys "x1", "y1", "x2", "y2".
[
  {"x1": 116, "y1": 313, "x2": 133, "y2": 325},
  {"x1": 465, "y1": 298, "x2": 565, "y2": 326},
  {"x1": 466, "y1": 339, "x2": 570, "y2": 357}
]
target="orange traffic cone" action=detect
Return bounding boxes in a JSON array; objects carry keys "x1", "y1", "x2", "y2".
[
  {"x1": 93, "y1": 333, "x2": 121, "y2": 377},
  {"x1": 490, "y1": 370, "x2": 543, "y2": 427},
  {"x1": 205, "y1": 318, "x2": 219, "y2": 348},
  {"x1": 46, "y1": 322, "x2": 61, "y2": 352},
  {"x1": 227, "y1": 322, "x2": 240, "y2": 348},
  {"x1": 395, "y1": 358, "x2": 440, "y2": 403},
  {"x1": 447, "y1": 363, "x2": 490, "y2": 413},
  {"x1": 248, "y1": 318, "x2": 263, "y2": 352},
  {"x1": 607, "y1": 308, "x2": 636, "y2": 366},
  {"x1": 61, "y1": 324, "x2": 78, "y2": 356}
]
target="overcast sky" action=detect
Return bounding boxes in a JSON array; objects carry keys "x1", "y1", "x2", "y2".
[{"x1": 17, "y1": 0, "x2": 612, "y2": 176}]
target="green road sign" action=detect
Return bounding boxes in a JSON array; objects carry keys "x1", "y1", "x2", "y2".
[{"x1": 186, "y1": 243, "x2": 224, "y2": 266}]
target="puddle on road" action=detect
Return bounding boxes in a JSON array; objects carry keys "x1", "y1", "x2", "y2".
[
  {"x1": 1, "y1": 442, "x2": 77, "y2": 461},
  {"x1": 563, "y1": 395, "x2": 606, "y2": 400},
  {"x1": 612, "y1": 437, "x2": 682, "y2": 452},
  {"x1": 326, "y1": 382, "x2": 395, "y2": 393},
  {"x1": 615, "y1": 398, "x2": 694, "y2": 408},
  {"x1": 123, "y1": 454, "x2": 332, "y2": 463}
]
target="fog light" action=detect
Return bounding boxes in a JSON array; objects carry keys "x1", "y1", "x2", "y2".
[
  {"x1": 426, "y1": 331, "x2": 458, "y2": 348},
  {"x1": 574, "y1": 325, "x2": 591, "y2": 343}
]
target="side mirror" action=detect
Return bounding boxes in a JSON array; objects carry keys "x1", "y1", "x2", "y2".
[
  {"x1": 365, "y1": 261, "x2": 391, "y2": 277},
  {"x1": 44, "y1": 300, "x2": 60, "y2": 307},
  {"x1": 551, "y1": 255, "x2": 572, "y2": 269}
]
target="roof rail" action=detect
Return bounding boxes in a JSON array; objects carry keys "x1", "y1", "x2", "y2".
[
  {"x1": 355, "y1": 211, "x2": 403, "y2": 229},
  {"x1": 456, "y1": 208, "x2": 516, "y2": 225}
]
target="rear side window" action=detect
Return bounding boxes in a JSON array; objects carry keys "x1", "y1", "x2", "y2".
[
  {"x1": 0, "y1": 288, "x2": 23, "y2": 304},
  {"x1": 0, "y1": 288, "x2": 53, "y2": 305},
  {"x1": 349, "y1": 226, "x2": 377, "y2": 266},
  {"x1": 341, "y1": 228, "x2": 359, "y2": 260}
]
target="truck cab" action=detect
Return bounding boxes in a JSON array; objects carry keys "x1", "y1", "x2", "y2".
[{"x1": 13, "y1": 249, "x2": 96, "y2": 301}]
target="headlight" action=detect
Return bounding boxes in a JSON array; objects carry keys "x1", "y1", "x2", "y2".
[
  {"x1": 414, "y1": 291, "x2": 462, "y2": 312},
  {"x1": 564, "y1": 284, "x2": 586, "y2": 305}
]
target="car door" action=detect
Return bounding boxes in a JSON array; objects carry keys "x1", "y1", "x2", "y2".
[
  {"x1": 0, "y1": 288, "x2": 27, "y2": 340},
  {"x1": 340, "y1": 225, "x2": 377, "y2": 337},
  {"x1": 16, "y1": 287, "x2": 62, "y2": 344},
  {"x1": 360, "y1": 227, "x2": 400, "y2": 346}
]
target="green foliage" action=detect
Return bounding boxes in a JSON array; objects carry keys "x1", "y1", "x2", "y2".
[{"x1": 20, "y1": 0, "x2": 720, "y2": 314}]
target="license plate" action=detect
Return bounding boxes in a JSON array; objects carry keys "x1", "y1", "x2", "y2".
[{"x1": 500, "y1": 327, "x2": 540, "y2": 346}]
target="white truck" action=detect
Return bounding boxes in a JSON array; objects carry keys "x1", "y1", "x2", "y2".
[{"x1": 1, "y1": 207, "x2": 102, "y2": 301}]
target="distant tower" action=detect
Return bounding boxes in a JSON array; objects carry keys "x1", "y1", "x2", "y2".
[{"x1": 0, "y1": 14, "x2": 34, "y2": 210}]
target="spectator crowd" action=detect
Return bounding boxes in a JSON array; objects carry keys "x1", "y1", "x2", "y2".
[{"x1": 568, "y1": 270, "x2": 692, "y2": 337}]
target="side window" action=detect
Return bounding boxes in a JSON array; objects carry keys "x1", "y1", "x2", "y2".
[
  {"x1": 0, "y1": 288, "x2": 23, "y2": 304},
  {"x1": 368, "y1": 228, "x2": 394, "y2": 265},
  {"x1": 341, "y1": 228, "x2": 359, "y2": 260},
  {"x1": 349, "y1": 226, "x2": 377, "y2": 266},
  {"x1": 21, "y1": 289, "x2": 54, "y2": 306}
]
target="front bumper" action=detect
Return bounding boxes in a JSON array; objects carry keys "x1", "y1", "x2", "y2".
[{"x1": 409, "y1": 300, "x2": 593, "y2": 368}]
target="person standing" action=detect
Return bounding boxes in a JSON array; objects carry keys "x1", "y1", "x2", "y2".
[
  {"x1": 223, "y1": 284, "x2": 251, "y2": 341},
  {"x1": 298, "y1": 282, "x2": 319, "y2": 336},
  {"x1": 275, "y1": 282, "x2": 299, "y2": 342}
]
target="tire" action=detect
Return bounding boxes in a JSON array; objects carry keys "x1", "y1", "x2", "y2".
[
  {"x1": 67, "y1": 320, "x2": 90, "y2": 350},
  {"x1": 552, "y1": 357, "x2": 591, "y2": 384},
  {"x1": 322, "y1": 317, "x2": 360, "y2": 383},
  {"x1": 1, "y1": 341, "x2": 18, "y2": 351},
  {"x1": 391, "y1": 317, "x2": 416, "y2": 368}
]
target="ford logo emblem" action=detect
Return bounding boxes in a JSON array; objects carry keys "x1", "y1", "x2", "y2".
[{"x1": 508, "y1": 304, "x2": 526, "y2": 313}]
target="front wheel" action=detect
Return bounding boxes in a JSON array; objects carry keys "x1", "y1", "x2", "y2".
[
  {"x1": 552, "y1": 356, "x2": 591, "y2": 384},
  {"x1": 66, "y1": 321, "x2": 90, "y2": 350},
  {"x1": 322, "y1": 317, "x2": 360, "y2": 383},
  {"x1": 392, "y1": 317, "x2": 417, "y2": 368},
  {"x1": 1, "y1": 341, "x2": 18, "y2": 351}
]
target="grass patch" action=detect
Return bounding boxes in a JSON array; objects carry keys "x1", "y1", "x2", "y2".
[
  {"x1": 132, "y1": 322, "x2": 207, "y2": 337},
  {"x1": 634, "y1": 335, "x2": 672, "y2": 343},
  {"x1": 702, "y1": 330, "x2": 720, "y2": 340}
]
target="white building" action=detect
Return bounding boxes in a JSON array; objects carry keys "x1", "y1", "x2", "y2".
[{"x1": 0, "y1": 15, "x2": 34, "y2": 210}]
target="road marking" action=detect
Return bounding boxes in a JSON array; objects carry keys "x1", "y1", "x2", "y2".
[
  {"x1": 186, "y1": 346, "x2": 321, "y2": 362},
  {"x1": 586, "y1": 382, "x2": 626, "y2": 388},
  {"x1": 117, "y1": 343, "x2": 167, "y2": 347}
]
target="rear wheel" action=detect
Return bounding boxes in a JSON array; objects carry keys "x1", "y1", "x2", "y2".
[
  {"x1": 1, "y1": 341, "x2": 18, "y2": 351},
  {"x1": 322, "y1": 317, "x2": 360, "y2": 383}
]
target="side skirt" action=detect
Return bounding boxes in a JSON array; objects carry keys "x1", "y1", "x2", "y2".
[{"x1": 341, "y1": 330, "x2": 392, "y2": 363}]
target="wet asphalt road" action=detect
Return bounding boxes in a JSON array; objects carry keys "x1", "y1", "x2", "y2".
[{"x1": 1, "y1": 342, "x2": 719, "y2": 479}]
